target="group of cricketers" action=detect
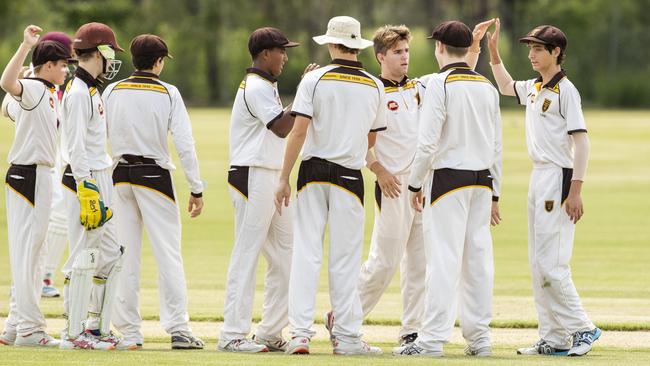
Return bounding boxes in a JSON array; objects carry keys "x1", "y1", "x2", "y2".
[
  {"x1": 0, "y1": 13, "x2": 600, "y2": 358},
  {"x1": 1, "y1": 23, "x2": 204, "y2": 350}
]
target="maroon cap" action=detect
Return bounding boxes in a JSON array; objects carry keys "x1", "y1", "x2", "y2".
[
  {"x1": 73, "y1": 22, "x2": 124, "y2": 51},
  {"x1": 32, "y1": 40, "x2": 74, "y2": 67},
  {"x1": 40, "y1": 32, "x2": 73, "y2": 52},
  {"x1": 428, "y1": 20, "x2": 473, "y2": 48},
  {"x1": 519, "y1": 25, "x2": 567, "y2": 51},
  {"x1": 130, "y1": 34, "x2": 173, "y2": 59},
  {"x1": 248, "y1": 27, "x2": 299, "y2": 57}
]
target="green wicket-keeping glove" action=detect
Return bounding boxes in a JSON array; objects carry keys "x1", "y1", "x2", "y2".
[{"x1": 77, "y1": 179, "x2": 113, "y2": 230}]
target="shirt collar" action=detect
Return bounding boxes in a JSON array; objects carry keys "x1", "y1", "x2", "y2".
[
  {"x1": 379, "y1": 75, "x2": 409, "y2": 88},
  {"x1": 331, "y1": 58, "x2": 364, "y2": 69},
  {"x1": 74, "y1": 67, "x2": 100, "y2": 88},
  {"x1": 535, "y1": 69, "x2": 566, "y2": 90},
  {"x1": 246, "y1": 68, "x2": 277, "y2": 83},
  {"x1": 131, "y1": 70, "x2": 159, "y2": 79},
  {"x1": 439, "y1": 62, "x2": 471, "y2": 73},
  {"x1": 30, "y1": 77, "x2": 55, "y2": 90}
]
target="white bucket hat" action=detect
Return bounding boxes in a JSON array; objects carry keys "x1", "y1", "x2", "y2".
[{"x1": 313, "y1": 16, "x2": 373, "y2": 50}]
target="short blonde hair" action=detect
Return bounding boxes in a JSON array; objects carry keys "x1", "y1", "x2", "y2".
[{"x1": 373, "y1": 25, "x2": 412, "y2": 59}]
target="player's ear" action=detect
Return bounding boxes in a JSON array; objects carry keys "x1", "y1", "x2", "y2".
[{"x1": 376, "y1": 52, "x2": 385, "y2": 64}]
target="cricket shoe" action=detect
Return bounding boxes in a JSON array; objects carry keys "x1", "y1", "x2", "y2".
[
  {"x1": 393, "y1": 343, "x2": 443, "y2": 357},
  {"x1": 285, "y1": 336, "x2": 309, "y2": 354},
  {"x1": 516, "y1": 339, "x2": 569, "y2": 356},
  {"x1": 59, "y1": 331, "x2": 115, "y2": 350},
  {"x1": 217, "y1": 338, "x2": 269, "y2": 353},
  {"x1": 0, "y1": 327, "x2": 17, "y2": 346},
  {"x1": 14, "y1": 331, "x2": 59, "y2": 348},
  {"x1": 42, "y1": 275, "x2": 60, "y2": 298},
  {"x1": 252, "y1": 334, "x2": 287, "y2": 352},
  {"x1": 171, "y1": 330, "x2": 204, "y2": 349},
  {"x1": 323, "y1": 311, "x2": 334, "y2": 344},
  {"x1": 86, "y1": 329, "x2": 137, "y2": 350},
  {"x1": 568, "y1": 328, "x2": 602, "y2": 357},
  {"x1": 465, "y1": 344, "x2": 492, "y2": 357},
  {"x1": 333, "y1": 338, "x2": 382, "y2": 355},
  {"x1": 399, "y1": 332, "x2": 418, "y2": 346}
]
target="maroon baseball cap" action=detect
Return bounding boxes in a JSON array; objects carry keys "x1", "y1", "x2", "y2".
[
  {"x1": 32, "y1": 40, "x2": 75, "y2": 66},
  {"x1": 130, "y1": 34, "x2": 173, "y2": 59},
  {"x1": 73, "y1": 22, "x2": 124, "y2": 51},
  {"x1": 248, "y1": 27, "x2": 299, "y2": 57},
  {"x1": 427, "y1": 20, "x2": 473, "y2": 48},
  {"x1": 519, "y1": 25, "x2": 567, "y2": 51},
  {"x1": 40, "y1": 32, "x2": 73, "y2": 52}
]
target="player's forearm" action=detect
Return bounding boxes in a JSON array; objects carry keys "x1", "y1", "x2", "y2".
[
  {"x1": 467, "y1": 42, "x2": 481, "y2": 70},
  {"x1": 279, "y1": 127, "x2": 306, "y2": 181},
  {"x1": 408, "y1": 145, "x2": 436, "y2": 191},
  {"x1": 571, "y1": 132, "x2": 590, "y2": 182},
  {"x1": 178, "y1": 149, "x2": 204, "y2": 194},
  {"x1": 490, "y1": 62, "x2": 516, "y2": 97},
  {"x1": 269, "y1": 110, "x2": 295, "y2": 138},
  {"x1": 0, "y1": 43, "x2": 30, "y2": 96}
]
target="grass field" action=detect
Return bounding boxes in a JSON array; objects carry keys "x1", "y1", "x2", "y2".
[{"x1": 0, "y1": 108, "x2": 649, "y2": 364}]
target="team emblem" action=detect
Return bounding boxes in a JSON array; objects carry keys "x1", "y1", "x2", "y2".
[
  {"x1": 387, "y1": 100, "x2": 399, "y2": 111},
  {"x1": 98, "y1": 103, "x2": 104, "y2": 116},
  {"x1": 49, "y1": 96, "x2": 55, "y2": 109},
  {"x1": 542, "y1": 98, "x2": 551, "y2": 112},
  {"x1": 545, "y1": 200, "x2": 554, "y2": 212}
]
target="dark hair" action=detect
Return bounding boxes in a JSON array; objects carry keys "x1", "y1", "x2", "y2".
[
  {"x1": 133, "y1": 54, "x2": 164, "y2": 70},
  {"x1": 544, "y1": 44, "x2": 565, "y2": 64},
  {"x1": 443, "y1": 44, "x2": 469, "y2": 57},
  {"x1": 74, "y1": 48, "x2": 98, "y2": 61},
  {"x1": 333, "y1": 43, "x2": 360, "y2": 55}
]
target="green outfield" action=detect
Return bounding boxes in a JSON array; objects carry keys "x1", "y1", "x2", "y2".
[{"x1": 0, "y1": 108, "x2": 649, "y2": 363}]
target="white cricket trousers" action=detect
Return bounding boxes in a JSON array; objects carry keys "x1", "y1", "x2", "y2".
[
  {"x1": 111, "y1": 158, "x2": 191, "y2": 342},
  {"x1": 358, "y1": 173, "x2": 425, "y2": 337},
  {"x1": 42, "y1": 165, "x2": 68, "y2": 276},
  {"x1": 221, "y1": 166, "x2": 293, "y2": 341},
  {"x1": 528, "y1": 163, "x2": 594, "y2": 348},
  {"x1": 5, "y1": 165, "x2": 52, "y2": 336},
  {"x1": 61, "y1": 166, "x2": 123, "y2": 323},
  {"x1": 417, "y1": 168, "x2": 494, "y2": 351},
  {"x1": 289, "y1": 158, "x2": 365, "y2": 343}
]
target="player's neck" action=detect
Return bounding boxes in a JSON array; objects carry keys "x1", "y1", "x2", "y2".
[
  {"x1": 251, "y1": 60, "x2": 273, "y2": 76},
  {"x1": 437, "y1": 56, "x2": 467, "y2": 70},
  {"x1": 380, "y1": 68, "x2": 405, "y2": 83},
  {"x1": 78, "y1": 62, "x2": 101, "y2": 79},
  {"x1": 538, "y1": 64, "x2": 562, "y2": 85},
  {"x1": 329, "y1": 49, "x2": 358, "y2": 62},
  {"x1": 32, "y1": 71, "x2": 56, "y2": 85}
]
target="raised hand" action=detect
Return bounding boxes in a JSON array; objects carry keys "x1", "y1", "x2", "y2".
[
  {"x1": 473, "y1": 18, "x2": 496, "y2": 44},
  {"x1": 23, "y1": 25, "x2": 42, "y2": 48},
  {"x1": 302, "y1": 63, "x2": 320, "y2": 79},
  {"x1": 487, "y1": 18, "x2": 501, "y2": 53}
]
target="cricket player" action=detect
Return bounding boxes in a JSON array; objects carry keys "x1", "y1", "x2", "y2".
[
  {"x1": 219, "y1": 27, "x2": 306, "y2": 353},
  {"x1": 487, "y1": 19, "x2": 600, "y2": 356},
  {"x1": 0, "y1": 25, "x2": 74, "y2": 347},
  {"x1": 352, "y1": 20, "x2": 495, "y2": 347},
  {"x1": 104, "y1": 34, "x2": 205, "y2": 350},
  {"x1": 59, "y1": 22, "x2": 132, "y2": 350},
  {"x1": 275, "y1": 16, "x2": 385, "y2": 355},
  {"x1": 393, "y1": 20, "x2": 502, "y2": 357}
]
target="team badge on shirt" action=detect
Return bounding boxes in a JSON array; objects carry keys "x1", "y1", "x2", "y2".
[
  {"x1": 98, "y1": 103, "x2": 104, "y2": 116},
  {"x1": 542, "y1": 98, "x2": 551, "y2": 112},
  {"x1": 545, "y1": 200, "x2": 554, "y2": 212},
  {"x1": 387, "y1": 100, "x2": 399, "y2": 111},
  {"x1": 49, "y1": 96, "x2": 55, "y2": 109}
]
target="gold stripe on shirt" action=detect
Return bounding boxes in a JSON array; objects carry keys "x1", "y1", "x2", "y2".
[
  {"x1": 321, "y1": 73, "x2": 377, "y2": 88},
  {"x1": 114, "y1": 82, "x2": 168, "y2": 94}
]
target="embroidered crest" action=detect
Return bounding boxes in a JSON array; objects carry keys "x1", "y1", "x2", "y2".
[
  {"x1": 545, "y1": 200, "x2": 554, "y2": 212},
  {"x1": 98, "y1": 103, "x2": 104, "y2": 116},
  {"x1": 542, "y1": 98, "x2": 551, "y2": 112},
  {"x1": 387, "y1": 100, "x2": 399, "y2": 111}
]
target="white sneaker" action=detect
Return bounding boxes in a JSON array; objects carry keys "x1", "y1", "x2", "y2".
[
  {"x1": 465, "y1": 344, "x2": 492, "y2": 357},
  {"x1": 517, "y1": 339, "x2": 569, "y2": 356},
  {"x1": 285, "y1": 336, "x2": 310, "y2": 354},
  {"x1": 0, "y1": 327, "x2": 17, "y2": 346},
  {"x1": 171, "y1": 331, "x2": 204, "y2": 350},
  {"x1": 59, "y1": 332, "x2": 115, "y2": 350},
  {"x1": 217, "y1": 338, "x2": 269, "y2": 353},
  {"x1": 252, "y1": 334, "x2": 287, "y2": 352},
  {"x1": 568, "y1": 328, "x2": 602, "y2": 357},
  {"x1": 14, "y1": 331, "x2": 60, "y2": 348},
  {"x1": 393, "y1": 343, "x2": 443, "y2": 357},
  {"x1": 333, "y1": 338, "x2": 382, "y2": 355},
  {"x1": 85, "y1": 329, "x2": 124, "y2": 350}
]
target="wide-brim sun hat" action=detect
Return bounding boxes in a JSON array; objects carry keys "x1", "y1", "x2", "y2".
[{"x1": 313, "y1": 16, "x2": 373, "y2": 49}]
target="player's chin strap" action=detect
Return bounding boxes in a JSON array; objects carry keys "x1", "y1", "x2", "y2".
[
  {"x1": 88, "y1": 245, "x2": 125, "y2": 336},
  {"x1": 67, "y1": 248, "x2": 99, "y2": 339}
]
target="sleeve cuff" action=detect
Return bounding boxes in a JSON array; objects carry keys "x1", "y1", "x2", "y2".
[
  {"x1": 408, "y1": 185, "x2": 421, "y2": 193},
  {"x1": 370, "y1": 126, "x2": 387, "y2": 133},
  {"x1": 265, "y1": 111, "x2": 284, "y2": 129},
  {"x1": 290, "y1": 111, "x2": 312, "y2": 119},
  {"x1": 492, "y1": 196, "x2": 499, "y2": 202},
  {"x1": 191, "y1": 192, "x2": 203, "y2": 198},
  {"x1": 567, "y1": 129, "x2": 587, "y2": 135}
]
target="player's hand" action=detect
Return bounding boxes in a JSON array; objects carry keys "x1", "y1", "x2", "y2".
[
  {"x1": 472, "y1": 18, "x2": 496, "y2": 44},
  {"x1": 410, "y1": 191, "x2": 424, "y2": 212},
  {"x1": 301, "y1": 63, "x2": 320, "y2": 78},
  {"x1": 77, "y1": 179, "x2": 105, "y2": 230},
  {"x1": 564, "y1": 192, "x2": 584, "y2": 224},
  {"x1": 23, "y1": 25, "x2": 42, "y2": 48},
  {"x1": 486, "y1": 18, "x2": 501, "y2": 53},
  {"x1": 188, "y1": 195, "x2": 204, "y2": 218},
  {"x1": 274, "y1": 178, "x2": 291, "y2": 215},
  {"x1": 491, "y1": 201, "x2": 501, "y2": 226},
  {"x1": 375, "y1": 165, "x2": 401, "y2": 199}
]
